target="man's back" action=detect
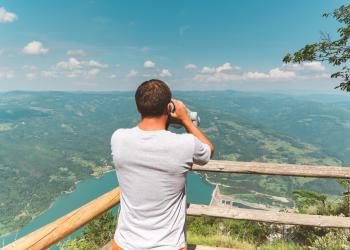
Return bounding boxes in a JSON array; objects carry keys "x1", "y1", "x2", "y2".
[{"x1": 111, "y1": 126, "x2": 210, "y2": 250}]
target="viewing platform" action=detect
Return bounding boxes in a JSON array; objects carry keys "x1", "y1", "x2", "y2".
[{"x1": 3, "y1": 160, "x2": 350, "y2": 250}]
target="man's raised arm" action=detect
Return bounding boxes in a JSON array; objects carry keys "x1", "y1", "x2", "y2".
[{"x1": 170, "y1": 99, "x2": 214, "y2": 159}]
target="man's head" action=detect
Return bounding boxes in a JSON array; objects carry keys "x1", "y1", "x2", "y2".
[{"x1": 135, "y1": 79, "x2": 172, "y2": 118}]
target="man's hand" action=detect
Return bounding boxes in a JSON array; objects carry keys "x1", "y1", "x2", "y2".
[
  {"x1": 170, "y1": 98, "x2": 214, "y2": 159},
  {"x1": 169, "y1": 99, "x2": 191, "y2": 125}
]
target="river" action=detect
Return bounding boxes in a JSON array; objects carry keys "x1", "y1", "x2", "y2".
[{"x1": 1, "y1": 171, "x2": 214, "y2": 249}]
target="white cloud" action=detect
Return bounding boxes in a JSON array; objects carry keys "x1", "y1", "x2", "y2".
[
  {"x1": 127, "y1": 69, "x2": 138, "y2": 77},
  {"x1": 216, "y1": 62, "x2": 232, "y2": 73},
  {"x1": 282, "y1": 61, "x2": 326, "y2": 72},
  {"x1": 185, "y1": 64, "x2": 197, "y2": 70},
  {"x1": 244, "y1": 68, "x2": 295, "y2": 80},
  {"x1": 302, "y1": 61, "x2": 325, "y2": 71},
  {"x1": 56, "y1": 58, "x2": 82, "y2": 70},
  {"x1": 67, "y1": 49, "x2": 87, "y2": 57},
  {"x1": 26, "y1": 73, "x2": 36, "y2": 80},
  {"x1": 159, "y1": 69, "x2": 172, "y2": 77},
  {"x1": 269, "y1": 68, "x2": 296, "y2": 79},
  {"x1": 64, "y1": 69, "x2": 100, "y2": 79},
  {"x1": 52, "y1": 57, "x2": 108, "y2": 79},
  {"x1": 196, "y1": 63, "x2": 238, "y2": 82},
  {"x1": 0, "y1": 7, "x2": 17, "y2": 23},
  {"x1": 244, "y1": 71, "x2": 269, "y2": 79},
  {"x1": 194, "y1": 72, "x2": 240, "y2": 82},
  {"x1": 23, "y1": 41, "x2": 49, "y2": 55},
  {"x1": 144, "y1": 60, "x2": 155, "y2": 68},
  {"x1": 84, "y1": 60, "x2": 108, "y2": 68},
  {"x1": 201, "y1": 66, "x2": 216, "y2": 74},
  {"x1": 201, "y1": 63, "x2": 233, "y2": 74},
  {"x1": 0, "y1": 68, "x2": 14, "y2": 79},
  {"x1": 194, "y1": 62, "x2": 298, "y2": 83}
]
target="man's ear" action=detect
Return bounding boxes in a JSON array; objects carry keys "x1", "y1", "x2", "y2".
[
  {"x1": 166, "y1": 103, "x2": 172, "y2": 114},
  {"x1": 167, "y1": 102, "x2": 175, "y2": 114}
]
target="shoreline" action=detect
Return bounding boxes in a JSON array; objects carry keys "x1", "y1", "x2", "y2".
[{"x1": 0, "y1": 167, "x2": 115, "y2": 239}]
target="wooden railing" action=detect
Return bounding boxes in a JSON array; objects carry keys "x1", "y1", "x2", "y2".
[{"x1": 3, "y1": 160, "x2": 350, "y2": 250}]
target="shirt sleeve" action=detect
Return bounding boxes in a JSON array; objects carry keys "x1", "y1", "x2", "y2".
[
  {"x1": 110, "y1": 129, "x2": 121, "y2": 164},
  {"x1": 192, "y1": 135, "x2": 211, "y2": 166}
]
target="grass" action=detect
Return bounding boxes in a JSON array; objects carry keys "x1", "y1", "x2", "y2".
[
  {"x1": 187, "y1": 231, "x2": 255, "y2": 249},
  {"x1": 187, "y1": 232, "x2": 306, "y2": 250}
]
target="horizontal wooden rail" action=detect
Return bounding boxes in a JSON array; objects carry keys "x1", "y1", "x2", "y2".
[
  {"x1": 193, "y1": 160, "x2": 350, "y2": 179},
  {"x1": 187, "y1": 204, "x2": 350, "y2": 228},
  {"x1": 3, "y1": 188, "x2": 120, "y2": 250},
  {"x1": 5, "y1": 160, "x2": 350, "y2": 250}
]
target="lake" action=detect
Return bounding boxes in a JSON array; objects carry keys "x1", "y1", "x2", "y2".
[{"x1": 1, "y1": 171, "x2": 214, "y2": 249}]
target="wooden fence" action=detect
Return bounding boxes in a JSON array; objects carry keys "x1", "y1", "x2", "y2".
[{"x1": 3, "y1": 160, "x2": 350, "y2": 250}]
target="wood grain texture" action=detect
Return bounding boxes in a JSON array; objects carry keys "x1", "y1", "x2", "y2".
[
  {"x1": 193, "y1": 160, "x2": 350, "y2": 179},
  {"x1": 3, "y1": 188, "x2": 120, "y2": 250},
  {"x1": 187, "y1": 204, "x2": 350, "y2": 228}
]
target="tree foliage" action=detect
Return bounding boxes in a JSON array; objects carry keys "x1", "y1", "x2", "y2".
[{"x1": 283, "y1": 4, "x2": 350, "y2": 91}]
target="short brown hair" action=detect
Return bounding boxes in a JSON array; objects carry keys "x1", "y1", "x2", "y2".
[{"x1": 135, "y1": 79, "x2": 172, "y2": 117}]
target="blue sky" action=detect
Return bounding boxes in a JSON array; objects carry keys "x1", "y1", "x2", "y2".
[{"x1": 0, "y1": 0, "x2": 348, "y2": 92}]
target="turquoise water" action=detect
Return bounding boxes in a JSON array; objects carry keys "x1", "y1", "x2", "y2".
[{"x1": 1, "y1": 171, "x2": 214, "y2": 248}]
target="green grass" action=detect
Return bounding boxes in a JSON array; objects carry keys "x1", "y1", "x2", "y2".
[{"x1": 187, "y1": 231, "x2": 255, "y2": 249}]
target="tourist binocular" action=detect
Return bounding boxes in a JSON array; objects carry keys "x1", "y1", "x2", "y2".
[{"x1": 168, "y1": 102, "x2": 200, "y2": 128}]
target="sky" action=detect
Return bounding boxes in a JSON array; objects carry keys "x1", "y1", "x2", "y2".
[{"x1": 0, "y1": 0, "x2": 349, "y2": 92}]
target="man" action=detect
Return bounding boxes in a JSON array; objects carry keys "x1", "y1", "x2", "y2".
[{"x1": 111, "y1": 79, "x2": 214, "y2": 250}]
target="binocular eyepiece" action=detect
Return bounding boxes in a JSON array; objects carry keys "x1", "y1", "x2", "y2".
[{"x1": 168, "y1": 102, "x2": 200, "y2": 128}]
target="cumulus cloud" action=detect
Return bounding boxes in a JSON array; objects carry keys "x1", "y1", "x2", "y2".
[
  {"x1": 23, "y1": 41, "x2": 49, "y2": 55},
  {"x1": 127, "y1": 69, "x2": 138, "y2": 77},
  {"x1": 67, "y1": 49, "x2": 87, "y2": 56},
  {"x1": 200, "y1": 63, "x2": 233, "y2": 74},
  {"x1": 84, "y1": 60, "x2": 108, "y2": 68},
  {"x1": 45, "y1": 57, "x2": 107, "y2": 79},
  {"x1": 201, "y1": 66, "x2": 216, "y2": 74},
  {"x1": 144, "y1": 60, "x2": 155, "y2": 68},
  {"x1": 0, "y1": 68, "x2": 14, "y2": 79},
  {"x1": 216, "y1": 62, "x2": 232, "y2": 73},
  {"x1": 185, "y1": 64, "x2": 197, "y2": 70},
  {"x1": 56, "y1": 58, "x2": 107, "y2": 70},
  {"x1": 282, "y1": 61, "x2": 326, "y2": 72},
  {"x1": 268, "y1": 68, "x2": 295, "y2": 79},
  {"x1": 244, "y1": 71, "x2": 269, "y2": 79},
  {"x1": 243, "y1": 68, "x2": 295, "y2": 80},
  {"x1": 0, "y1": 7, "x2": 17, "y2": 23},
  {"x1": 159, "y1": 69, "x2": 172, "y2": 77},
  {"x1": 194, "y1": 72, "x2": 240, "y2": 82},
  {"x1": 194, "y1": 62, "x2": 299, "y2": 82},
  {"x1": 56, "y1": 58, "x2": 82, "y2": 70},
  {"x1": 301, "y1": 61, "x2": 325, "y2": 71}
]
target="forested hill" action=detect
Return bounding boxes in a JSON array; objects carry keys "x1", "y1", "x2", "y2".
[{"x1": 1, "y1": 90, "x2": 350, "y2": 235}]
